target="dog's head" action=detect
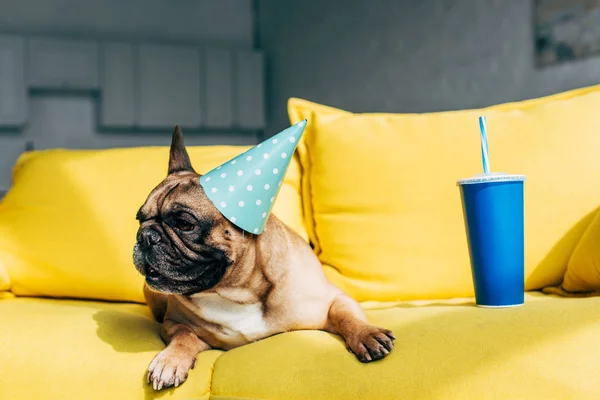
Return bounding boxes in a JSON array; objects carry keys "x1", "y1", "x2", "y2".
[{"x1": 133, "y1": 126, "x2": 249, "y2": 295}]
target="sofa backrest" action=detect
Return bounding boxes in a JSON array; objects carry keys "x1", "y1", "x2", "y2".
[
  {"x1": 288, "y1": 84, "x2": 600, "y2": 302},
  {"x1": 0, "y1": 145, "x2": 307, "y2": 303}
]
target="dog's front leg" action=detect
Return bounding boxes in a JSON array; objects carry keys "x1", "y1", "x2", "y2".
[
  {"x1": 148, "y1": 320, "x2": 209, "y2": 390},
  {"x1": 325, "y1": 294, "x2": 396, "y2": 363}
]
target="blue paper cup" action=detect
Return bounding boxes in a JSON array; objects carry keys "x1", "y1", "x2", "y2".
[{"x1": 457, "y1": 173, "x2": 526, "y2": 308}]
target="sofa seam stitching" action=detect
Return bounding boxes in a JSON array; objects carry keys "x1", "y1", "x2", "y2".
[{"x1": 207, "y1": 351, "x2": 226, "y2": 399}]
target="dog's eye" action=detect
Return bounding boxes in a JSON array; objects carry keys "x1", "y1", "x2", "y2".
[{"x1": 174, "y1": 219, "x2": 194, "y2": 232}]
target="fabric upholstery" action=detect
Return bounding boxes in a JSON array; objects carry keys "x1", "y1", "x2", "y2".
[
  {"x1": 288, "y1": 85, "x2": 600, "y2": 301},
  {"x1": 211, "y1": 293, "x2": 600, "y2": 400},
  {"x1": 0, "y1": 146, "x2": 307, "y2": 303},
  {"x1": 0, "y1": 297, "x2": 223, "y2": 399}
]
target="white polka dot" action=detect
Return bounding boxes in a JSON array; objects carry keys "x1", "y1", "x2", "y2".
[
  {"x1": 264, "y1": 184, "x2": 270, "y2": 190},
  {"x1": 211, "y1": 187, "x2": 217, "y2": 193},
  {"x1": 228, "y1": 185, "x2": 235, "y2": 192},
  {"x1": 231, "y1": 160, "x2": 237, "y2": 165},
  {"x1": 281, "y1": 152, "x2": 287, "y2": 159},
  {"x1": 217, "y1": 165, "x2": 222, "y2": 170},
  {"x1": 230, "y1": 217, "x2": 236, "y2": 223},
  {"x1": 272, "y1": 139, "x2": 279, "y2": 144},
  {"x1": 270, "y1": 197, "x2": 275, "y2": 203},
  {"x1": 289, "y1": 137, "x2": 296, "y2": 143},
  {"x1": 220, "y1": 173, "x2": 226, "y2": 178},
  {"x1": 253, "y1": 228, "x2": 259, "y2": 234},
  {"x1": 255, "y1": 169, "x2": 262, "y2": 175},
  {"x1": 273, "y1": 168, "x2": 279, "y2": 174},
  {"x1": 247, "y1": 185, "x2": 253, "y2": 191},
  {"x1": 262, "y1": 212, "x2": 267, "y2": 218},
  {"x1": 257, "y1": 144, "x2": 262, "y2": 148},
  {"x1": 263, "y1": 153, "x2": 270, "y2": 159},
  {"x1": 256, "y1": 199, "x2": 262, "y2": 206},
  {"x1": 246, "y1": 156, "x2": 252, "y2": 161},
  {"x1": 237, "y1": 170, "x2": 244, "y2": 176},
  {"x1": 205, "y1": 176, "x2": 211, "y2": 182},
  {"x1": 220, "y1": 201, "x2": 227, "y2": 207},
  {"x1": 238, "y1": 201, "x2": 245, "y2": 207},
  {"x1": 278, "y1": 182, "x2": 282, "y2": 187}
]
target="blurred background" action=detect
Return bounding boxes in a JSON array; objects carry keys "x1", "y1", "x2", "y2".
[{"x1": 1, "y1": 0, "x2": 600, "y2": 197}]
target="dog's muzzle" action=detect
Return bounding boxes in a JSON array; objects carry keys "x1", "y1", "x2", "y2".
[
  {"x1": 138, "y1": 227, "x2": 162, "y2": 248},
  {"x1": 133, "y1": 227, "x2": 163, "y2": 282}
]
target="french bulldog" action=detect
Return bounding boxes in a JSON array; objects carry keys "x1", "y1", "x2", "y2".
[{"x1": 133, "y1": 126, "x2": 396, "y2": 391}]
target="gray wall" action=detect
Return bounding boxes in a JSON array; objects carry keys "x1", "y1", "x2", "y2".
[
  {"x1": 7, "y1": 0, "x2": 600, "y2": 193},
  {"x1": 0, "y1": 0, "x2": 254, "y2": 45},
  {"x1": 259, "y1": 0, "x2": 600, "y2": 133},
  {"x1": 0, "y1": 0, "x2": 262, "y2": 194}
]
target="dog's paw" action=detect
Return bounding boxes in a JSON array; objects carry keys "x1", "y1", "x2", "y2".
[
  {"x1": 147, "y1": 347, "x2": 196, "y2": 391},
  {"x1": 347, "y1": 326, "x2": 396, "y2": 363}
]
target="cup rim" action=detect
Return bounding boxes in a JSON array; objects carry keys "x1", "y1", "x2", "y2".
[{"x1": 457, "y1": 173, "x2": 526, "y2": 186}]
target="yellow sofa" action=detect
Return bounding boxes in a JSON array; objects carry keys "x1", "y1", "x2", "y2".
[{"x1": 2, "y1": 85, "x2": 600, "y2": 399}]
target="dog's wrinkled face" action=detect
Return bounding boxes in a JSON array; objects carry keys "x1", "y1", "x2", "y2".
[{"x1": 133, "y1": 126, "x2": 246, "y2": 295}]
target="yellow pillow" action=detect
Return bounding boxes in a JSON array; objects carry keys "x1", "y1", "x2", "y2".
[
  {"x1": 551, "y1": 206, "x2": 600, "y2": 296},
  {"x1": 0, "y1": 259, "x2": 10, "y2": 292},
  {"x1": 288, "y1": 85, "x2": 600, "y2": 302},
  {"x1": 0, "y1": 146, "x2": 307, "y2": 303}
]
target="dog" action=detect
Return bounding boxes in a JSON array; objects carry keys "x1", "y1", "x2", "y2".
[{"x1": 133, "y1": 126, "x2": 396, "y2": 391}]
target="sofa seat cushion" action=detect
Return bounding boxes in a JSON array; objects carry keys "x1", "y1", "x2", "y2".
[
  {"x1": 0, "y1": 298, "x2": 223, "y2": 400},
  {"x1": 211, "y1": 293, "x2": 600, "y2": 400}
]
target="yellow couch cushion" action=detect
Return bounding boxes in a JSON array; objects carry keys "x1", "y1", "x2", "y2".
[
  {"x1": 211, "y1": 293, "x2": 600, "y2": 400},
  {"x1": 553, "y1": 205, "x2": 600, "y2": 296},
  {"x1": 0, "y1": 259, "x2": 9, "y2": 292},
  {"x1": 0, "y1": 297, "x2": 223, "y2": 399},
  {"x1": 0, "y1": 146, "x2": 307, "y2": 303},
  {"x1": 288, "y1": 86, "x2": 600, "y2": 302}
]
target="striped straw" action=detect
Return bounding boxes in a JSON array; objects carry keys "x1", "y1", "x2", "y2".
[{"x1": 478, "y1": 116, "x2": 490, "y2": 174}]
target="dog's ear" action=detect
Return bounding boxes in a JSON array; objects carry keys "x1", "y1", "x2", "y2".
[{"x1": 168, "y1": 125, "x2": 195, "y2": 174}]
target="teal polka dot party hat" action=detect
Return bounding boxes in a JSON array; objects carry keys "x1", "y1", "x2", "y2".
[{"x1": 199, "y1": 119, "x2": 307, "y2": 235}]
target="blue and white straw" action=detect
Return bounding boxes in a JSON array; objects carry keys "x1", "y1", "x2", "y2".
[{"x1": 478, "y1": 116, "x2": 490, "y2": 174}]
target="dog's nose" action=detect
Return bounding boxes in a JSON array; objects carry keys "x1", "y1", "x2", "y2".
[{"x1": 139, "y1": 228, "x2": 161, "y2": 248}]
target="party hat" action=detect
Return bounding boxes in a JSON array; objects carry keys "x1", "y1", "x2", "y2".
[{"x1": 199, "y1": 119, "x2": 307, "y2": 234}]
